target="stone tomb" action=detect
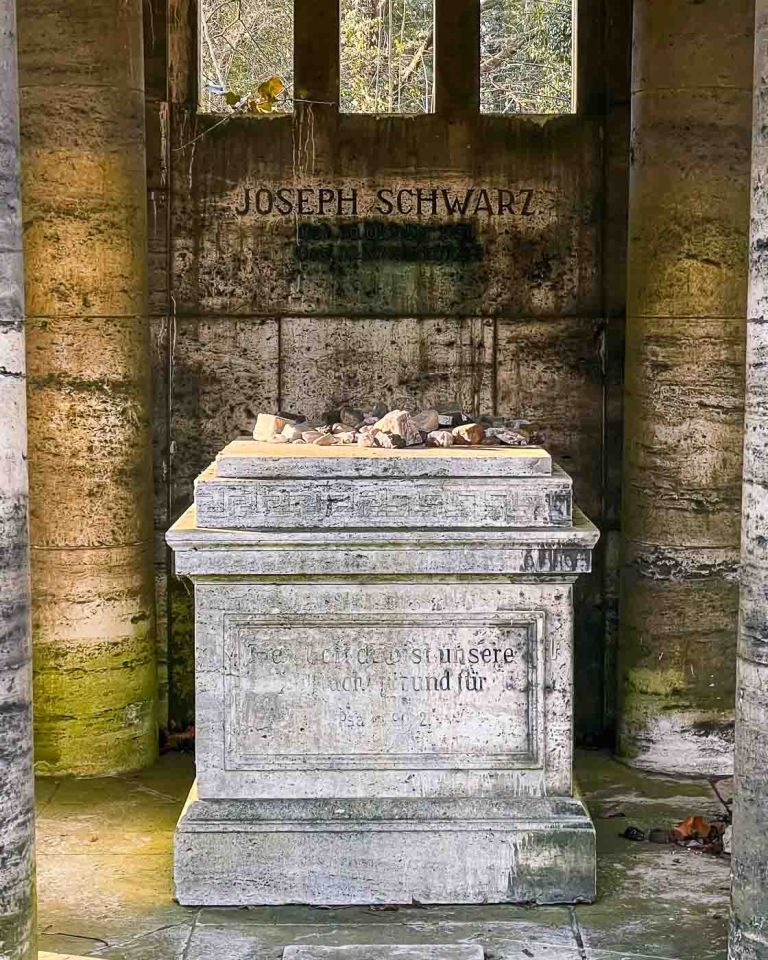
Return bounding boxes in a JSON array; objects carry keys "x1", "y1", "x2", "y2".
[{"x1": 167, "y1": 440, "x2": 599, "y2": 906}]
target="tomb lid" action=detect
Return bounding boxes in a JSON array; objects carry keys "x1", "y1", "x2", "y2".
[{"x1": 214, "y1": 439, "x2": 552, "y2": 479}]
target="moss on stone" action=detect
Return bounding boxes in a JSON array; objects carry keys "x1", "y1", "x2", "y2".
[
  {"x1": 33, "y1": 633, "x2": 158, "y2": 777},
  {"x1": 624, "y1": 665, "x2": 687, "y2": 697}
]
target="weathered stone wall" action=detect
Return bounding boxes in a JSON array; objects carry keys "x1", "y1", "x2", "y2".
[
  {"x1": 618, "y1": 0, "x2": 754, "y2": 775},
  {"x1": 18, "y1": 0, "x2": 158, "y2": 775},
  {"x1": 0, "y1": 0, "x2": 36, "y2": 956},
  {"x1": 152, "y1": 0, "x2": 632, "y2": 739},
  {"x1": 730, "y1": 1, "x2": 768, "y2": 955}
]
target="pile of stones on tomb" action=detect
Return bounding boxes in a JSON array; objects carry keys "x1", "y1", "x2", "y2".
[{"x1": 253, "y1": 406, "x2": 544, "y2": 449}]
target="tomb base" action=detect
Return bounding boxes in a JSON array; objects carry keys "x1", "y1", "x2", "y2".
[{"x1": 173, "y1": 788, "x2": 596, "y2": 906}]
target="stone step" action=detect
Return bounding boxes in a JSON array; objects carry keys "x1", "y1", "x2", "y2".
[
  {"x1": 282, "y1": 946, "x2": 484, "y2": 960},
  {"x1": 194, "y1": 466, "x2": 572, "y2": 530},
  {"x1": 174, "y1": 795, "x2": 596, "y2": 907}
]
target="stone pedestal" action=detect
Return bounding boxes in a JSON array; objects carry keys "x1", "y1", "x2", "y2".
[{"x1": 167, "y1": 441, "x2": 599, "y2": 906}]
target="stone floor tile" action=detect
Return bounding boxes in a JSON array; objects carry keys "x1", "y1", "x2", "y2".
[
  {"x1": 575, "y1": 753, "x2": 731, "y2": 960},
  {"x1": 39, "y1": 951, "x2": 97, "y2": 960},
  {"x1": 92, "y1": 920, "x2": 196, "y2": 959},
  {"x1": 35, "y1": 780, "x2": 62, "y2": 810},
  {"x1": 120, "y1": 753, "x2": 196, "y2": 803},
  {"x1": 282, "y1": 946, "x2": 484, "y2": 960},
  {"x1": 589, "y1": 953, "x2": 685, "y2": 960},
  {"x1": 37, "y1": 852, "x2": 191, "y2": 953}
]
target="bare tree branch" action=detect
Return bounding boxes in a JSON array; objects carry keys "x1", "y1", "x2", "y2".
[
  {"x1": 398, "y1": 27, "x2": 432, "y2": 88},
  {"x1": 201, "y1": 9, "x2": 227, "y2": 90}
]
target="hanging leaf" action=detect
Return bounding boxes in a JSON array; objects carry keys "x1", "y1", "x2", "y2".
[
  {"x1": 224, "y1": 91, "x2": 241, "y2": 106},
  {"x1": 259, "y1": 76, "x2": 285, "y2": 100},
  {"x1": 243, "y1": 76, "x2": 286, "y2": 114},
  {"x1": 247, "y1": 97, "x2": 272, "y2": 114}
]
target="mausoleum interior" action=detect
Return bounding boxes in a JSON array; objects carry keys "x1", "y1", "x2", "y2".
[{"x1": 1, "y1": 1, "x2": 768, "y2": 959}]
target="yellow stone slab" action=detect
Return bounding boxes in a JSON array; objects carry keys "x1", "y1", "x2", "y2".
[{"x1": 214, "y1": 439, "x2": 552, "y2": 479}]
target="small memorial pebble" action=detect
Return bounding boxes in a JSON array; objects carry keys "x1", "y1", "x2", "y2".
[{"x1": 252, "y1": 405, "x2": 544, "y2": 449}]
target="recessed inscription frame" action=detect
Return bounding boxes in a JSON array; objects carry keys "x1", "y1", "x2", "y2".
[
  {"x1": 222, "y1": 611, "x2": 546, "y2": 774},
  {"x1": 192, "y1": 578, "x2": 578, "y2": 800}
]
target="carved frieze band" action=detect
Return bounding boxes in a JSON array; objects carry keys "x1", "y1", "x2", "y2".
[{"x1": 197, "y1": 479, "x2": 572, "y2": 529}]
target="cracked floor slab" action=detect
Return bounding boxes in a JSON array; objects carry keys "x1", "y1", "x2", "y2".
[{"x1": 35, "y1": 751, "x2": 731, "y2": 960}]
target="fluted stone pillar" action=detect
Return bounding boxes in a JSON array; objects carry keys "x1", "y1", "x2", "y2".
[
  {"x1": 618, "y1": 0, "x2": 754, "y2": 775},
  {"x1": 0, "y1": 0, "x2": 36, "y2": 956},
  {"x1": 730, "y1": 2, "x2": 768, "y2": 955},
  {"x1": 18, "y1": 0, "x2": 157, "y2": 775}
]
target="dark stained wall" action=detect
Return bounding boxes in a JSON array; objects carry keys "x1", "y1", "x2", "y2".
[
  {"x1": 144, "y1": 0, "x2": 171, "y2": 725},
  {"x1": 147, "y1": 0, "x2": 632, "y2": 740}
]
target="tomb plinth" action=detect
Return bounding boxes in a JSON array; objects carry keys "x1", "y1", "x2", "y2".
[{"x1": 167, "y1": 440, "x2": 599, "y2": 906}]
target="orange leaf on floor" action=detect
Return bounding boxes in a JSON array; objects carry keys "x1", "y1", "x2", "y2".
[{"x1": 672, "y1": 815, "x2": 711, "y2": 840}]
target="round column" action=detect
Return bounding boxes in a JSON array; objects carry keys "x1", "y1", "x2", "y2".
[
  {"x1": 618, "y1": 0, "x2": 753, "y2": 775},
  {"x1": 18, "y1": 0, "x2": 157, "y2": 775},
  {"x1": 730, "y1": 1, "x2": 768, "y2": 955},
  {"x1": 0, "y1": 0, "x2": 36, "y2": 956}
]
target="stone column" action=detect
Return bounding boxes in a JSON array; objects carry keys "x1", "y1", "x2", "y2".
[
  {"x1": 730, "y1": 2, "x2": 768, "y2": 955},
  {"x1": 0, "y1": 0, "x2": 36, "y2": 956},
  {"x1": 618, "y1": 0, "x2": 754, "y2": 775},
  {"x1": 17, "y1": 0, "x2": 157, "y2": 776}
]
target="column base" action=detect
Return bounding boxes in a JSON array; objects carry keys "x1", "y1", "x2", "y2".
[{"x1": 173, "y1": 788, "x2": 596, "y2": 906}]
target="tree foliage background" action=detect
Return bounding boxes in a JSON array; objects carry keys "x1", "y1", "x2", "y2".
[
  {"x1": 340, "y1": 0, "x2": 434, "y2": 113},
  {"x1": 200, "y1": 0, "x2": 294, "y2": 113},
  {"x1": 199, "y1": 0, "x2": 574, "y2": 115},
  {"x1": 480, "y1": 0, "x2": 574, "y2": 114}
]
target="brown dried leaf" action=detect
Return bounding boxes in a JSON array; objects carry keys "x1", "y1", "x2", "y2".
[{"x1": 672, "y1": 815, "x2": 711, "y2": 840}]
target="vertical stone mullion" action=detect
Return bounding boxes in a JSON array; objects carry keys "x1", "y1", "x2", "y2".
[
  {"x1": 294, "y1": 0, "x2": 339, "y2": 175},
  {"x1": 730, "y1": 2, "x2": 768, "y2": 955},
  {"x1": 435, "y1": 0, "x2": 480, "y2": 118},
  {"x1": 294, "y1": 0, "x2": 339, "y2": 110},
  {"x1": 0, "y1": 0, "x2": 36, "y2": 956},
  {"x1": 618, "y1": 0, "x2": 753, "y2": 775},
  {"x1": 18, "y1": 0, "x2": 158, "y2": 776}
]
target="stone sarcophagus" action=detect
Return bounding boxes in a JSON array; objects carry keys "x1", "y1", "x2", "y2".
[{"x1": 167, "y1": 441, "x2": 599, "y2": 906}]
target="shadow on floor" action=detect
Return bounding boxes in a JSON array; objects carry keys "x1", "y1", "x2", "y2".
[{"x1": 35, "y1": 750, "x2": 732, "y2": 960}]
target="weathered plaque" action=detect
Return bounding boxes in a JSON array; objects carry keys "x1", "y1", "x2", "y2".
[
  {"x1": 295, "y1": 220, "x2": 484, "y2": 264},
  {"x1": 224, "y1": 612, "x2": 545, "y2": 771}
]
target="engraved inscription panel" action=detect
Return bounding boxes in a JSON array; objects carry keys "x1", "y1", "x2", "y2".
[
  {"x1": 224, "y1": 612, "x2": 545, "y2": 771},
  {"x1": 197, "y1": 478, "x2": 570, "y2": 529}
]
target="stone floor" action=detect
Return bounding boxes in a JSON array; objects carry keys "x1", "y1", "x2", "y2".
[{"x1": 36, "y1": 750, "x2": 732, "y2": 960}]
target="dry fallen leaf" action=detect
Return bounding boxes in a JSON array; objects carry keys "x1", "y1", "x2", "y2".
[{"x1": 672, "y1": 815, "x2": 711, "y2": 840}]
